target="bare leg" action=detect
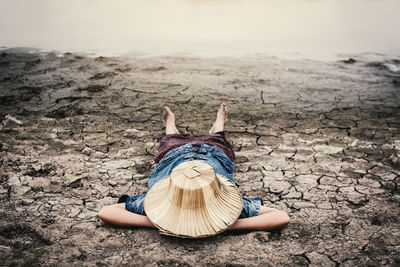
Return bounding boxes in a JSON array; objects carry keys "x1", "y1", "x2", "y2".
[
  {"x1": 209, "y1": 103, "x2": 228, "y2": 134},
  {"x1": 98, "y1": 203, "x2": 156, "y2": 228},
  {"x1": 229, "y1": 206, "x2": 290, "y2": 231},
  {"x1": 163, "y1": 107, "x2": 180, "y2": 134}
]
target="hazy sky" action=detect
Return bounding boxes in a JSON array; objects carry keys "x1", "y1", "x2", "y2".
[{"x1": 0, "y1": 0, "x2": 399, "y2": 59}]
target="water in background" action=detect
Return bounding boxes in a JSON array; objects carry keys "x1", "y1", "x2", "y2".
[{"x1": 0, "y1": 0, "x2": 399, "y2": 60}]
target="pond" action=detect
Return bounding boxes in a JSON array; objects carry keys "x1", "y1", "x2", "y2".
[{"x1": 0, "y1": 0, "x2": 399, "y2": 59}]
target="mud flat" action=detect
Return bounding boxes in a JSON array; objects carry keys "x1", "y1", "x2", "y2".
[{"x1": 0, "y1": 48, "x2": 399, "y2": 266}]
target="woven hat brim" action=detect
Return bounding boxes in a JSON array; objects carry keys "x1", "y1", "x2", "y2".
[{"x1": 144, "y1": 174, "x2": 243, "y2": 238}]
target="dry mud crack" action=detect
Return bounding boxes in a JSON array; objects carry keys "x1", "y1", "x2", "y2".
[{"x1": 0, "y1": 49, "x2": 400, "y2": 266}]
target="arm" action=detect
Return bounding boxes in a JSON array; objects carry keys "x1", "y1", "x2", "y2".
[
  {"x1": 229, "y1": 206, "x2": 290, "y2": 231},
  {"x1": 98, "y1": 203, "x2": 155, "y2": 228},
  {"x1": 98, "y1": 204, "x2": 289, "y2": 231}
]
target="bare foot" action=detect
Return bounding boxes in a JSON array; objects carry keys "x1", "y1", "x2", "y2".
[
  {"x1": 209, "y1": 103, "x2": 228, "y2": 134},
  {"x1": 163, "y1": 107, "x2": 180, "y2": 134}
]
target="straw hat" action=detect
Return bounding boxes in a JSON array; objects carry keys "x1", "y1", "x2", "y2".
[{"x1": 144, "y1": 160, "x2": 243, "y2": 238}]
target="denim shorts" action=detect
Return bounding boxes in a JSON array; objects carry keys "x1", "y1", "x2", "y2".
[{"x1": 119, "y1": 143, "x2": 263, "y2": 218}]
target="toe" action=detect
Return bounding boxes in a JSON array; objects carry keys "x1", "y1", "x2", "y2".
[{"x1": 165, "y1": 107, "x2": 174, "y2": 116}]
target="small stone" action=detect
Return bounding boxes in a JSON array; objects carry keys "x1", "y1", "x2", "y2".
[
  {"x1": 108, "y1": 180, "x2": 117, "y2": 186},
  {"x1": 66, "y1": 176, "x2": 85, "y2": 187},
  {"x1": 21, "y1": 198, "x2": 34, "y2": 205},
  {"x1": 82, "y1": 147, "x2": 94, "y2": 155},
  {"x1": 342, "y1": 58, "x2": 356, "y2": 64},
  {"x1": 306, "y1": 251, "x2": 335, "y2": 267},
  {"x1": 292, "y1": 201, "x2": 315, "y2": 209},
  {"x1": 249, "y1": 231, "x2": 270, "y2": 243},
  {"x1": 8, "y1": 175, "x2": 21, "y2": 186},
  {"x1": 67, "y1": 206, "x2": 82, "y2": 218},
  {"x1": 105, "y1": 255, "x2": 123, "y2": 265}
]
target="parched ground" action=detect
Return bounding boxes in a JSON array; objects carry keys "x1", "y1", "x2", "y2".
[{"x1": 0, "y1": 48, "x2": 399, "y2": 266}]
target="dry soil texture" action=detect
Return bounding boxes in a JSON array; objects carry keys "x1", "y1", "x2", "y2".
[{"x1": 0, "y1": 48, "x2": 400, "y2": 266}]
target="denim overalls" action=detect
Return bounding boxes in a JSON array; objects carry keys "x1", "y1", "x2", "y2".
[{"x1": 120, "y1": 143, "x2": 263, "y2": 218}]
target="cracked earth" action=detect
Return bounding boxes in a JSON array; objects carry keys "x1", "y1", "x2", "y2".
[{"x1": 0, "y1": 48, "x2": 399, "y2": 266}]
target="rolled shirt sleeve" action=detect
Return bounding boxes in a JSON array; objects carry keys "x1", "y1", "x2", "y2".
[
  {"x1": 119, "y1": 194, "x2": 147, "y2": 216},
  {"x1": 239, "y1": 196, "x2": 264, "y2": 218}
]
